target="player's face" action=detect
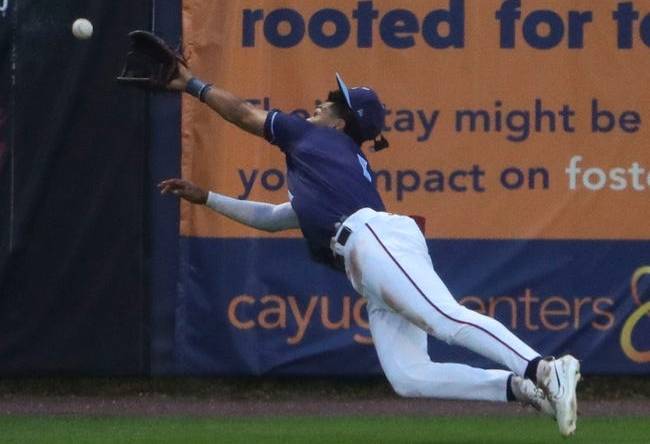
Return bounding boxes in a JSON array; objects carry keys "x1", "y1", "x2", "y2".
[{"x1": 307, "y1": 102, "x2": 344, "y2": 130}]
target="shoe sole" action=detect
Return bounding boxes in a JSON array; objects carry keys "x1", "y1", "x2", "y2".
[{"x1": 555, "y1": 356, "x2": 581, "y2": 437}]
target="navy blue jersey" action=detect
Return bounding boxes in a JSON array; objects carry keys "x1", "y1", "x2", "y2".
[{"x1": 264, "y1": 110, "x2": 385, "y2": 266}]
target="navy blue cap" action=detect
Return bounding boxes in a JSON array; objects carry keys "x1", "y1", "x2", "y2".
[{"x1": 336, "y1": 73, "x2": 388, "y2": 149}]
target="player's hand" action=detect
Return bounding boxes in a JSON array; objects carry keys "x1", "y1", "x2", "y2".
[
  {"x1": 167, "y1": 63, "x2": 193, "y2": 91},
  {"x1": 158, "y1": 178, "x2": 208, "y2": 204}
]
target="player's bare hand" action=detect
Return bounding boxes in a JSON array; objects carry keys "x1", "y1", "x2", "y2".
[
  {"x1": 167, "y1": 63, "x2": 193, "y2": 91},
  {"x1": 158, "y1": 178, "x2": 208, "y2": 204}
]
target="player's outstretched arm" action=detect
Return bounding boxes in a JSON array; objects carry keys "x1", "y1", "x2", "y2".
[
  {"x1": 168, "y1": 64, "x2": 267, "y2": 137},
  {"x1": 158, "y1": 178, "x2": 299, "y2": 232}
]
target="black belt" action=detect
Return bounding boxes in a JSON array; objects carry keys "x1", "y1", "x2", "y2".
[
  {"x1": 336, "y1": 226, "x2": 352, "y2": 247},
  {"x1": 332, "y1": 226, "x2": 353, "y2": 270}
]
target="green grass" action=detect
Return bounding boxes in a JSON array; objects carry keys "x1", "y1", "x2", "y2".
[{"x1": 0, "y1": 416, "x2": 648, "y2": 444}]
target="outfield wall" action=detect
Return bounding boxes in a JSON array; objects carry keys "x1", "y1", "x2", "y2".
[{"x1": 0, "y1": 1, "x2": 648, "y2": 376}]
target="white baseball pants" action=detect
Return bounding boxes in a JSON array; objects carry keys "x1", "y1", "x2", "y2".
[{"x1": 332, "y1": 208, "x2": 540, "y2": 402}]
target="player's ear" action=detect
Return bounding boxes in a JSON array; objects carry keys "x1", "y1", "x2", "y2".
[{"x1": 332, "y1": 117, "x2": 346, "y2": 131}]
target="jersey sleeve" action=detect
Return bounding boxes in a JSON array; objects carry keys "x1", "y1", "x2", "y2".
[{"x1": 264, "y1": 110, "x2": 312, "y2": 153}]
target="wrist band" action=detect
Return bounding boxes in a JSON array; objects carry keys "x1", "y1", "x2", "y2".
[
  {"x1": 185, "y1": 78, "x2": 213, "y2": 102},
  {"x1": 199, "y1": 84, "x2": 213, "y2": 102}
]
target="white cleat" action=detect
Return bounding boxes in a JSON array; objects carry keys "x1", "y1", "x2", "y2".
[
  {"x1": 537, "y1": 355, "x2": 581, "y2": 437},
  {"x1": 513, "y1": 376, "x2": 555, "y2": 418}
]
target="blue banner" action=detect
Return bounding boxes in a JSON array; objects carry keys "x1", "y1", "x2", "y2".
[{"x1": 176, "y1": 238, "x2": 650, "y2": 375}]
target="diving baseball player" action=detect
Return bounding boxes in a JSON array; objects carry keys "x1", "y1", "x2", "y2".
[{"x1": 158, "y1": 64, "x2": 581, "y2": 437}]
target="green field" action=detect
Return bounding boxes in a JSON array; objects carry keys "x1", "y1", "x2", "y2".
[{"x1": 1, "y1": 416, "x2": 647, "y2": 444}]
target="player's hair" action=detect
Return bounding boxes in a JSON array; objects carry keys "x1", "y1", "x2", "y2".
[{"x1": 327, "y1": 90, "x2": 365, "y2": 145}]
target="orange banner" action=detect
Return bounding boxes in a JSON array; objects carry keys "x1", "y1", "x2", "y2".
[{"x1": 181, "y1": 0, "x2": 650, "y2": 240}]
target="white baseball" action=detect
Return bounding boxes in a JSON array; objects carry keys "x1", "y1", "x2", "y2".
[{"x1": 72, "y1": 18, "x2": 93, "y2": 40}]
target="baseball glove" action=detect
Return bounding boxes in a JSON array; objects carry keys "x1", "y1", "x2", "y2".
[{"x1": 117, "y1": 30, "x2": 186, "y2": 89}]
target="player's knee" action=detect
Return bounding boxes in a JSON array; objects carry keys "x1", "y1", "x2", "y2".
[
  {"x1": 386, "y1": 373, "x2": 416, "y2": 397},
  {"x1": 390, "y1": 381, "x2": 415, "y2": 398},
  {"x1": 383, "y1": 363, "x2": 426, "y2": 398},
  {"x1": 428, "y1": 304, "x2": 471, "y2": 345},
  {"x1": 382, "y1": 362, "x2": 408, "y2": 396},
  {"x1": 428, "y1": 317, "x2": 459, "y2": 343}
]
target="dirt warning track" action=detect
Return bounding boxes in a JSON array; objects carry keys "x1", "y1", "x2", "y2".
[{"x1": 1, "y1": 396, "x2": 648, "y2": 418}]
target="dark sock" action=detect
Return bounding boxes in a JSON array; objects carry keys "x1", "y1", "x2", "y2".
[
  {"x1": 506, "y1": 374, "x2": 516, "y2": 402},
  {"x1": 524, "y1": 356, "x2": 542, "y2": 384}
]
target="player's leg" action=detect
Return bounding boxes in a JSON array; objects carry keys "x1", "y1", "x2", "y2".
[
  {"x1": 340, "y1": 212, "x2": 574, "y2": 432},
  {"x1": 353, "y1": 214, "x2": 539, "y2": 377},
  {"x1": 368, "y1": 299, "x2": 513, "y2": 401},
  {"x1": 355, "y1": 214, "x2": 578, "y2": 434}
]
